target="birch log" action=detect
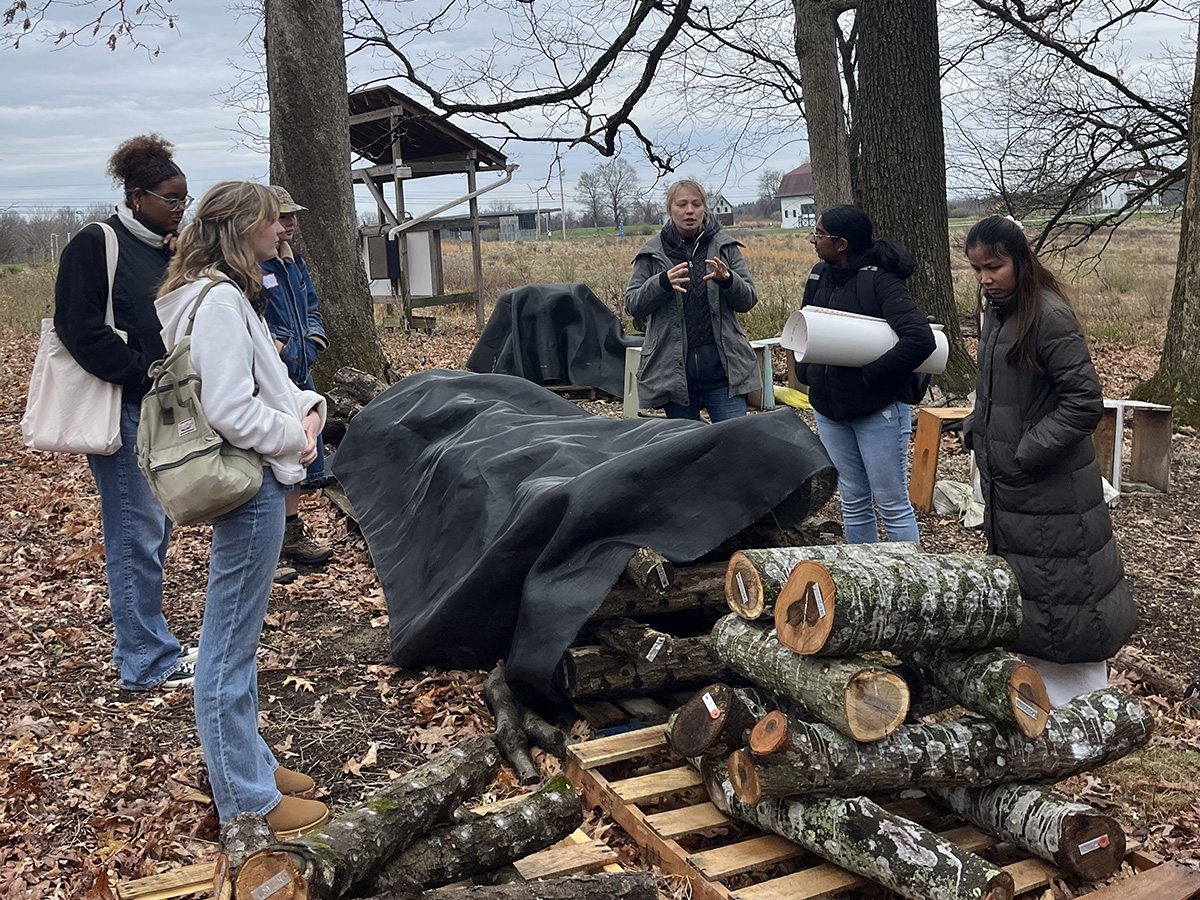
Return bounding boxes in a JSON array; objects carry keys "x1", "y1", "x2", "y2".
[
  {"x1": 730, "y1": 689, "x2": 1152, "y2": 803},
  {"x1": 556, "y1": 637, "x2": 737, "y2": 698},
  {"x1": 590, "y1": 563, "x2": 729, "y2": 621},
  {"x1": 774, "y1": 551, "x2": 1021, "y2": 657},
  {"x1": 704, "y1": 766, "x2": 1015, "y2": 900},
  {"x1": 905, "y1": 647, "x2": 1050, "y2": 738},
  {"x1": 725, "y1": 543, "x2": 920, "y2": 620},
  {"x1": 930, "y1": 783, "x2": 1127, "y2": 882},
  {"x1": 710, "y1": 614, "x2": 908, "y2": 741},
  {"x1": 235, "y1": 736, "x2": 502, "y2": 900},
  {"x1": 363, "y1": 775, "x2": 583, "y2": 897}
]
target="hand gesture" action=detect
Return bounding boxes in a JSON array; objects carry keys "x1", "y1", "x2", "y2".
[
  {"x1": 704, "y1": 257, "x2": 733, "y2": 286},
  {"x1": 666, "y1": 261, "x2": 690, "y2": 293}
]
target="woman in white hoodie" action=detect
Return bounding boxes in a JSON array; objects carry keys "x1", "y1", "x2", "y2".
[{"x1": 156, "y1": 181, "x2": 329, "y2": 839}]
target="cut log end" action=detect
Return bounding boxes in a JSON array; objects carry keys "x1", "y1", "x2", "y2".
[
  {"x1": 1060, "y1": 812, "x2": 1127, "y2": 882},
  {"x1": 725, "y1": 553, "x2": 767, "y2": 619},
  {"x1": 749, "y1": 711, "x2": 792, "y2": 757},
  {"x1": 727, "y1": 749, "x2": 762, "y2": 805},
  {"x1": 843, "y1": 667, "x2": 910, "y2": 742},
  {"x1": 986, "y1": 870, "x2": 1016, "y2": 900},
  {"x1": 667, "y1": 684, "x2": 756, "y2": 759},
  {"x1": 626, "y1": 547, "x2": 676, "y2": 594},
  {"x1": 236, "y1": 851, "x2": 303, "y2": 900},
  {"x1": 774, "y1": 560, "x2": 836, "y2": 655},
  {"x1": 1010, "y1": 662, "x2": 1052, "y2": 738}
]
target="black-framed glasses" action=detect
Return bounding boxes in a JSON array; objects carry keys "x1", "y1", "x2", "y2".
[
  {"x1": 811, "y1": 229, "x2": 839, "y2": 241},
  {"x1": 144, "y1": 189, "x2": 194, "y2": 211}
]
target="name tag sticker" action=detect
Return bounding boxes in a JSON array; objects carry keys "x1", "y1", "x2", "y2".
[{"x1": 263, "y1": 273, "x2": 279, "y2": 289}]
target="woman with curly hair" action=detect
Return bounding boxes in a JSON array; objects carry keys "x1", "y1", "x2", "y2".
[
  {"x1": 53, "y1": 134, "x2": 195, "y2": 691},
  {"x1": 156, "y1": 181, "x2": 328, "y2": 837}
]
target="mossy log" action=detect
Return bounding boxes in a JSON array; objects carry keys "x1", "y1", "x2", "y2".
[
  {"x1": 774, "y1": 550, "x2": 1021, "y2": 657},
  {"x1": 703, "y1": 764, "x2": 1015, "y2": 900},
  {"x1": 930, "y1": 783, "x2": 1127, "y2": 882},
  {"x1": 589, "y1": 562, "x2": 730, "y2": 621},
  {"x1": 556, "y1": 637, "x2": 737, "y2": 699},
  {"x1": 235, "y1": 736, "x2": 502, "y2": 900},
  {"x1": 732, "y1": 688, "x2": 1152, "y2": 803},
  {"x1": 725, "y1": 543, "x2": 920, "y2": 620},
  {"x1": 905, "y1": 647, "x2": 1050, "y2": 738},
  {"x1": 363, "y1": 775, "x2": 584, "y2": 897},
  {"x1": 411, "y1": 873, "x2": 659, "y2": 900},
  {"x1": 624, "y1": 547, "x2": 676, "y2": 594},
  {"x1": 484, "y1": 661, "x2": 541, "y2": 785},
  {"x1": 710, "y1": 614, "x2": 908, "y2": 741}
]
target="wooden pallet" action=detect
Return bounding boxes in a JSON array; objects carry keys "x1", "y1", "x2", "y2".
[
  {"x1": 565, "y1": 724, "x2": 1175, "y2": 900},
  {"x1": 114, "y1": 825, "x2": 619, "y2": 900}
]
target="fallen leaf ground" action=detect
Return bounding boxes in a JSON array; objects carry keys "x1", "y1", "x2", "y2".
[{"x1": 1, "y1": 324, "x2": 1198, "y2": 900}]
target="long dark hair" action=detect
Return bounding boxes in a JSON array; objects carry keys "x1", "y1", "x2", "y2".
[
  {"x1": 820, "y1": 205, "x2": 914, "y2": 279},
  {"x1": 965, "y1": 216, "x2": 1069, "y2": 373}
]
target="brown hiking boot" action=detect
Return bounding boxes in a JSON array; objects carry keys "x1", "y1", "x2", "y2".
[
  {"x1": 274, "y1": 766, "x2": 317, "y2": 799},
  {"x1": 281, "y1": 517, "x2": 333, "y2": 565},
  {"x1": 274, "y1": 564, "x2": 299, "y2": 584},
  {"x1": 265, "y1": 796, "x2": 330, "y2": 840}
]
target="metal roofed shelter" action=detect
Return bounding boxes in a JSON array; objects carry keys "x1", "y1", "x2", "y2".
[{"x1": 349, "y1": 86, "x2": 512, "y2": 329}]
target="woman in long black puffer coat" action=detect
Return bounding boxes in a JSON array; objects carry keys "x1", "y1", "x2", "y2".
[{"x1": 963, "y1": 216, "x2": 1137, "y2": 706}]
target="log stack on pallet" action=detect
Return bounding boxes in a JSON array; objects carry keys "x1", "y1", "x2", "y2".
[{"x1": 657, "y1": 543, "x2": 1156, "y2": 900}]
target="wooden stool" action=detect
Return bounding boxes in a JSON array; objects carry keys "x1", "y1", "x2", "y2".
[
  {"x1": 1092, "y1": 399, "x2": 1172, "y2": 493},
  {"x1": 909, "y1": 407, "x2": 974, "y2": 512}
]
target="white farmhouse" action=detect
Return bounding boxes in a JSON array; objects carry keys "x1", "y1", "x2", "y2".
[{"x1": 777, "y1": 163, "x2": 816, "y2": 228}]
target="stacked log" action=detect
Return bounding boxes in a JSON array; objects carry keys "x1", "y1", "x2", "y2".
[
  {"x1": 231, "y1": 738, "x2": 628, "y2": 900},
  {"x1": 663, "y1": 543, "x2": 1155, "y2": 899}
]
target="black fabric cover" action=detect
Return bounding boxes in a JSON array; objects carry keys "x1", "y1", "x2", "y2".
[
  {"x1": 465, "y1": 282, "x2": 642, "y2": 398},
  {"x1": 331, "y1": 369, "x2": 834, "y2": 692}
]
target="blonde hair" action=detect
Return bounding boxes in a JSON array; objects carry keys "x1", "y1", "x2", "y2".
[
  {"x1": 665, "y1": 179, "x2": 708, "y2": 211},
  {"x1": 160, "y1": 181, "x2": 279, "y2": 299}
]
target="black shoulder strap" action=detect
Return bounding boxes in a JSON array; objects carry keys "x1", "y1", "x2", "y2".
[
  {"x1": 802, "y1": 261, "x2": 829, "y2": 308},
  {"x1": 855, "y1": 265, "x2": 881, "y2": 317}
]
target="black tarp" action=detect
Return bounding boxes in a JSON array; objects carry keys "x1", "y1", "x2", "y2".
[
  {"x1": 465, "y1": 282, "x2": 642, "y2": 398},
  {"x1": 331, "y1": 370, "x2": 833, "y2": 692}
]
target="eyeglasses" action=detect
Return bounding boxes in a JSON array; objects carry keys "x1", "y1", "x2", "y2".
[
  {"x1": 143, "y1": 189, "x2": 194, "y2": 211},
  {"x1": 811, "y1": 229, "x2": 839, "y2": 241}
]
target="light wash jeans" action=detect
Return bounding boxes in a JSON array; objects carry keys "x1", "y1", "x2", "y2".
[
  {"x1": 87, "y1": 397, "x2": 179, "y2": 690},
  {"x1": 814, "y1": 401, "x2": 920, "y2": 544},
  {"x1": 195, "y1": 471, "x2": 287, "y2": 823}
]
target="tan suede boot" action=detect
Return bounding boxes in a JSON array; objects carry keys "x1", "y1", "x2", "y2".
[
  {"x1": 266, "y1": 796, "x2": 330, "y2": 840},
  {"x1": 274, "y1": 766, "x2": 317, "y2": 799}
]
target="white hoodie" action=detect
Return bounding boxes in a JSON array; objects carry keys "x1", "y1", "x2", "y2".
[{"x1": 155, "y1": 278, "x2": 327, "y2": 485}]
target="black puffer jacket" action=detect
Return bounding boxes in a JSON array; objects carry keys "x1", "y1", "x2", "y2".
[
  {"x1": 964, "y1": 291, "x2": 1137, "y2": 663},
  {"x1": 797, "y1": 261, "x2": 935, "y2": 421}
]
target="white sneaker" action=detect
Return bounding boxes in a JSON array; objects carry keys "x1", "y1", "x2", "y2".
[{"x1": 178, "y1": 645, "x2": 200, "y2": 665}]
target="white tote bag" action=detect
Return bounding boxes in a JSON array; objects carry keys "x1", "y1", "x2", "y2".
[{"x1": 20, "y1": 223, "x2": 126, "y2": 455}]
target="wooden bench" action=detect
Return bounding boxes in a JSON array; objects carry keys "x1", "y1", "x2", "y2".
[
  {"x1": 908, "y1": 407, "x2": 973, "y2": 512},
  {"x1": 1092, "y1": 399, "x2": 1172, "y2": 493}
]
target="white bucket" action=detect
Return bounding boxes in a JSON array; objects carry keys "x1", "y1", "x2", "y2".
[{"x1": 780, "y1": 307, "x2": 948, "y2": 375}]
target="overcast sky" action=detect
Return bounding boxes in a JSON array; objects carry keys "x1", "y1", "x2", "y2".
[{"x1": 0, "y1": 4, "x2": 1193, "y2": 221}]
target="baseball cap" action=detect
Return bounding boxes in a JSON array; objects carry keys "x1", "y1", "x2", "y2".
[{"x1": 270, "y1": 185, "x2": 308, "y2": 213}]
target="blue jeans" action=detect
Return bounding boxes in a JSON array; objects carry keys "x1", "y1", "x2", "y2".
[
  {"x1": 664, "y1": 344, "x2": 749, "y2": 423},
  {"x1": 195, "y1": 472, "x2": 287, "y2": 823},
  {"x1": 814, "y1": 401, "x2": 920, "y2": 544},
  {"x1": 87, "y1": 397, "x2": 178, "y2": 690}
]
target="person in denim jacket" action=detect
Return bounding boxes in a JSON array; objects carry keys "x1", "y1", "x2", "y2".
[{"x1": 261, "y1": 186, "x2": 333, "y2": 566}]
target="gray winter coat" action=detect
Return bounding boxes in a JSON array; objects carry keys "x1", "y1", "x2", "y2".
[
  {"x1": 624, "y1": 231, "x2": 760, "y2": 409},
  {"x1": 964, "y1": 291, "x2": 1136, "y2": 663}
]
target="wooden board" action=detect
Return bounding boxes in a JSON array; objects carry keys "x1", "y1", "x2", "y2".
[{"x1": 565, "y1": 725, "x2": 1161, "y2": 900}]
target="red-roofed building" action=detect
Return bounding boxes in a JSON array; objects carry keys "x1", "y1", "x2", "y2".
[{"x1": 776, "y1": 163, "x2": 816, "y2": 229}]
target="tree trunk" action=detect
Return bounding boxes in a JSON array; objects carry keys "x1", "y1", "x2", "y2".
[
  {"x1": 726, "y1": 544, "x2": 920, "y2": 620},
  {"x1": 624, "y1": 547, "x2": 676, "y2": 594},
  {"x1": 1129, "y1": 39, "x2": 1200, "y2": 427},
  {"x1": 589, "y1": 562, "x2": 729, "y2": 621},
  {"x1": 905, "y1": 647, "x2": 1050, "y2": 738},
  {"x1": 265, "y1": 0, "x2": 390, "y2": 389},
  {"x1": 792, "y1": 0, "x2": 855, "y2": 210},
  {"x1": 409, "y1": 873, "x2": 658, "y2": 900},
  {"x1": 556, "y1": 638, "x2": 737, "y2": 699},
  {"x1": 729, "y1": 688, "x2": 1152, "y2": 802},
  {"x1": 710, "y1": 614, "x2": 909, "y2": 741},
  {"x1": 363, "y1": 775, "x2": 584, "y2": 897},
  {"x1": 855, "y1": 0, "x2": 974, "y2": 394},
  {"x1": 773, "y1": 551, "x2": 1020, "y2": 657},
  {"x1": 705, "y1": 772, "x2": 1015, "y2": 900},
  {"x1": 235, "y1": 736, "x2": 501, "y2": 900},
  {"x1": 484, "y1": 661, "x2": 541, "y2": 785},
  {"x1": 930, "y1": 783, "x2": 1127, "y2": 882}
]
